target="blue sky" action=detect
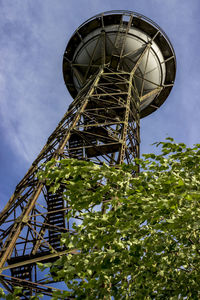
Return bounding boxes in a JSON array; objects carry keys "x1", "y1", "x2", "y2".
[{"x1": 0, "y1": 0, "x2": 200, "y2": 207}]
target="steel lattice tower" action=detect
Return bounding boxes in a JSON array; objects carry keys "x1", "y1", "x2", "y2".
[{"x1": 0, "y1": 11, "x2": 176, "y2": 298}]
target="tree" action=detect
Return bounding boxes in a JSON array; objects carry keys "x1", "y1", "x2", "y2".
[
  {"x1": 3, "y1": 139, "x2": 200, "y2": 299},
  {"x1": 37, "y1": 138, "x2": 200, "y2": 299}
]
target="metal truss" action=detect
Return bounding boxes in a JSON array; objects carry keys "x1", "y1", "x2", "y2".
[
  {"x1": 0, "y1": 13, "x2": 170, "y2": 295},
  {"x1": 0, "y1": 64, "x2": 141, "y2": 297}
]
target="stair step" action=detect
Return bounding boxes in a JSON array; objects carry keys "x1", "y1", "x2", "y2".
[
  {"x1": 48, "y1": 218, "x2": 65, "y2": 223},
  {"x1": 48, "y1": 204, "x2": 64, "y2": 210}
]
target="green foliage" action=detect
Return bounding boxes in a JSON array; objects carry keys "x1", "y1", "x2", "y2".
[
  {"x1": 0, "y1": 287, "x2": 22, "y2": 300},
  {"x1": 0, "y1": 286, "x2": 44, "y2": 300},
  {"x1": 37, "y1": 140, "x2": 200, "y2": 298}
]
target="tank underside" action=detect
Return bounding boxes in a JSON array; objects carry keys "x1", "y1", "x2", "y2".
[{"x1": 63, "y1": 10, "x2": 176, "y2": 118}]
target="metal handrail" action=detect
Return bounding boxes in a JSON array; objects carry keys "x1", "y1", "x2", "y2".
[{"x1": 70, "y1": 10, "x2": 176, "y2": 63}]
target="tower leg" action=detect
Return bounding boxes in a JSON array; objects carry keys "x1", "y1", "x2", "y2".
[{"x1": 0, "y1": 66, "x2": 140, "y2": 296}]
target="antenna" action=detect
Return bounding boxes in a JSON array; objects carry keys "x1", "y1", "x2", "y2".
[{"x1": 0, "y1": 11, "x2": 176, "y2": 298}]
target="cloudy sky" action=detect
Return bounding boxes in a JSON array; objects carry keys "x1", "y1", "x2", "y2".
[{"x1": 0, "y1": 0, "x2": 200, "y2": 207}]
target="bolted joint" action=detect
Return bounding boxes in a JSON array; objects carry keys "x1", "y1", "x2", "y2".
[{"x1": 16, "y1": 215, "x2": 29, "y2": 225}]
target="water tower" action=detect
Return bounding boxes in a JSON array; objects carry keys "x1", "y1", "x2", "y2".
[{"x1": 0, "y1": 10, "x2": 176, "y2": 298}]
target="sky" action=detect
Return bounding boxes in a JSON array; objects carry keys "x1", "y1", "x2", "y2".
[{"x1": 0, "y1": 0, "x2": 200, "y2": 208}]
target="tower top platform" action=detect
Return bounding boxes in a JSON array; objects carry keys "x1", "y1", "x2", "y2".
[{"x1": 63, "y1": 10, "x2": 176, "y2": 118}]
